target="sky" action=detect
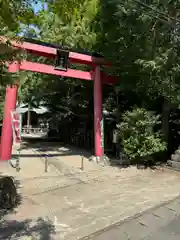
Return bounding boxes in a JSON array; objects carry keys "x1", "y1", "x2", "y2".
[
  {"x1": 18, "y1": 1, "x2": 46, "y2": 37},
  {"x1": 32, "y1": 1, "x2": 47, "y2": 14},
  {"x1": 32, "y1": 2, "x2": 42, "y2": 13}
]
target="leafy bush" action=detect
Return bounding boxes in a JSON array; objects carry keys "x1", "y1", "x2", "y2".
[{"x1": 117, "y1": 108, "x2": 167, "y2": 163}]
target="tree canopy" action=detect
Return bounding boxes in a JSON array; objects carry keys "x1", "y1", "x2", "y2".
[{"x1": 99, "y1": 0, "x2": 180, "y2": 101}]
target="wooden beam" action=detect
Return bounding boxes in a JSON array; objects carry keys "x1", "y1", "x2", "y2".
[
  {"x1": 1, "y1": 37, "x2": 107, "y2": 65},
  {"x1": 18, "y1": 61, "x2": 118, "y2": 84},
  {"x1": 19, "y1": 61, "x2": 93, "y2": 81}
]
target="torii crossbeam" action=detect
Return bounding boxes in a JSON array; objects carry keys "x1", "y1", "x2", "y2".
[{"x1": 0, "y1": 37, "x2": 119, "y2": 161}]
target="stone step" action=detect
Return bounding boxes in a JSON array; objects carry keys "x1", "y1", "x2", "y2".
[
  {"x1": 171, "y1": 154, "x2": 180, "y2": 162},
  {"x1": 175, "y1": 149, "x2": 180, "y2": 156},
  {"x1": 167, "y1": 160, "x2": 180, "y2": 169}
]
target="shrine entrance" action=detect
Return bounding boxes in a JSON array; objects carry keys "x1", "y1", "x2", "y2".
[{"x1": 0, "y1": 38, "x2": 119, "y2": 161}]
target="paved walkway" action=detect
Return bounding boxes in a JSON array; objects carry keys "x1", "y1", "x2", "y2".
[
  {"x1": 1, "y1": 142, "x2": 180, "y2": 239},
  {"x1": 90, "y1": 197, "x2": 180, "y2": 240}
]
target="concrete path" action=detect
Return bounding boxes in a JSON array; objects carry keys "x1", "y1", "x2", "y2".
[
  {"x1": 89, "y1": 197, "x2": 180, "y2": 240},
  {"x1": 1, "y1": 143, "x2": 180, "y2": 239}
]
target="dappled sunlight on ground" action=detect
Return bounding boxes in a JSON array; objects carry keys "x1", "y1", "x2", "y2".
[{"x1": 0, "y1": 142, "x2": 180, "y2": 239}]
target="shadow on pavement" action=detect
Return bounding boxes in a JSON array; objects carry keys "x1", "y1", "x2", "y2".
[
  {"x1": 13, "y1": 140, "x2": 92, "y2": 159},
  {"x1": 0, "y1": 174, "x2": 55, "y2": 239},
  {"x1": 0, "y1": 218, "x2": 55, "y2": 240}
]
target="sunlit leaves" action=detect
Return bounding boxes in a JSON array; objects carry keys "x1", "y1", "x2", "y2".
[{"x1": 118, "y1": 108, "x2": 167, "y2": 161}]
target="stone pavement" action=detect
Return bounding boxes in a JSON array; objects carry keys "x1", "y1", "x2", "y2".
[
  {"x1": 1, "y1": 143, "x2": 180, "y2": 239},
  {"x1": 89, "y1": 196, "x2": 180, "y2": 240}
]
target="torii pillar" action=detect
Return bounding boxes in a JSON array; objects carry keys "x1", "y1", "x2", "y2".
[
  {"x1": 0, "y1": 63, "x2": 19, "y2": 160},
  {"x1": 94, "y1": 66, "x2": 104, "y2": 161}
]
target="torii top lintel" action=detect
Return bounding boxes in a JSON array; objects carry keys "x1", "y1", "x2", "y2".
[
  {"x1": 1, "y1": 36, "x2": 118, "y2": 84},
  {"x1": 2, "y1": 37, "x2": 109, "y2": 66}
]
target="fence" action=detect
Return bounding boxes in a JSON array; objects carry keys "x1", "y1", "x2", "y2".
[{"x1": 22, "y1": 126, "x2": 49, "y2": 135}]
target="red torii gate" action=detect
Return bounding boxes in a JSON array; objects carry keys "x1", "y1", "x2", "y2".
[{"x1": 0, "y1": 38, "x2": 119, "y2": 161}]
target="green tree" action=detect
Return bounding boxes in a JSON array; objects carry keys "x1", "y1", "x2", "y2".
[
  {"x1": 36, "y1": 0, "x2": 99, "y2": 50},
  {"x1": 99, "y1": 0, "x2": 180, "y2": 142},
  {"x1": 0, "y1": 0, "x2": 36, "y2": 122}
]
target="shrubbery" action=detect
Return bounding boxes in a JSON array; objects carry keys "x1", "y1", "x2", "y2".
[{"x1": 117, "y1": 108, "x2": 167, "y2": 164}]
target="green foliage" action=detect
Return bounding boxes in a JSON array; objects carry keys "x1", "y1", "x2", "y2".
[
  {"x1": 17, "y1": 0, "x2": 100, "y2": 121},
  {"x1": 99, "y1": 0, "x2": 180, "y2": 104},
  {"x1": 0, "y1": 0, "x2": 35, "y2": 62},
  {"x1": 117, "y1": 108, "x2": 167, "y2": 161},
  {"x1": 0, "y1": 0, "x2": 36, "y2": 122},
  {"x1": 36, "y1": 0, "x2": 99, "y2": 50},
  {"x1": 0, "y1": 0, "x2": 34, "y2": 34}
]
